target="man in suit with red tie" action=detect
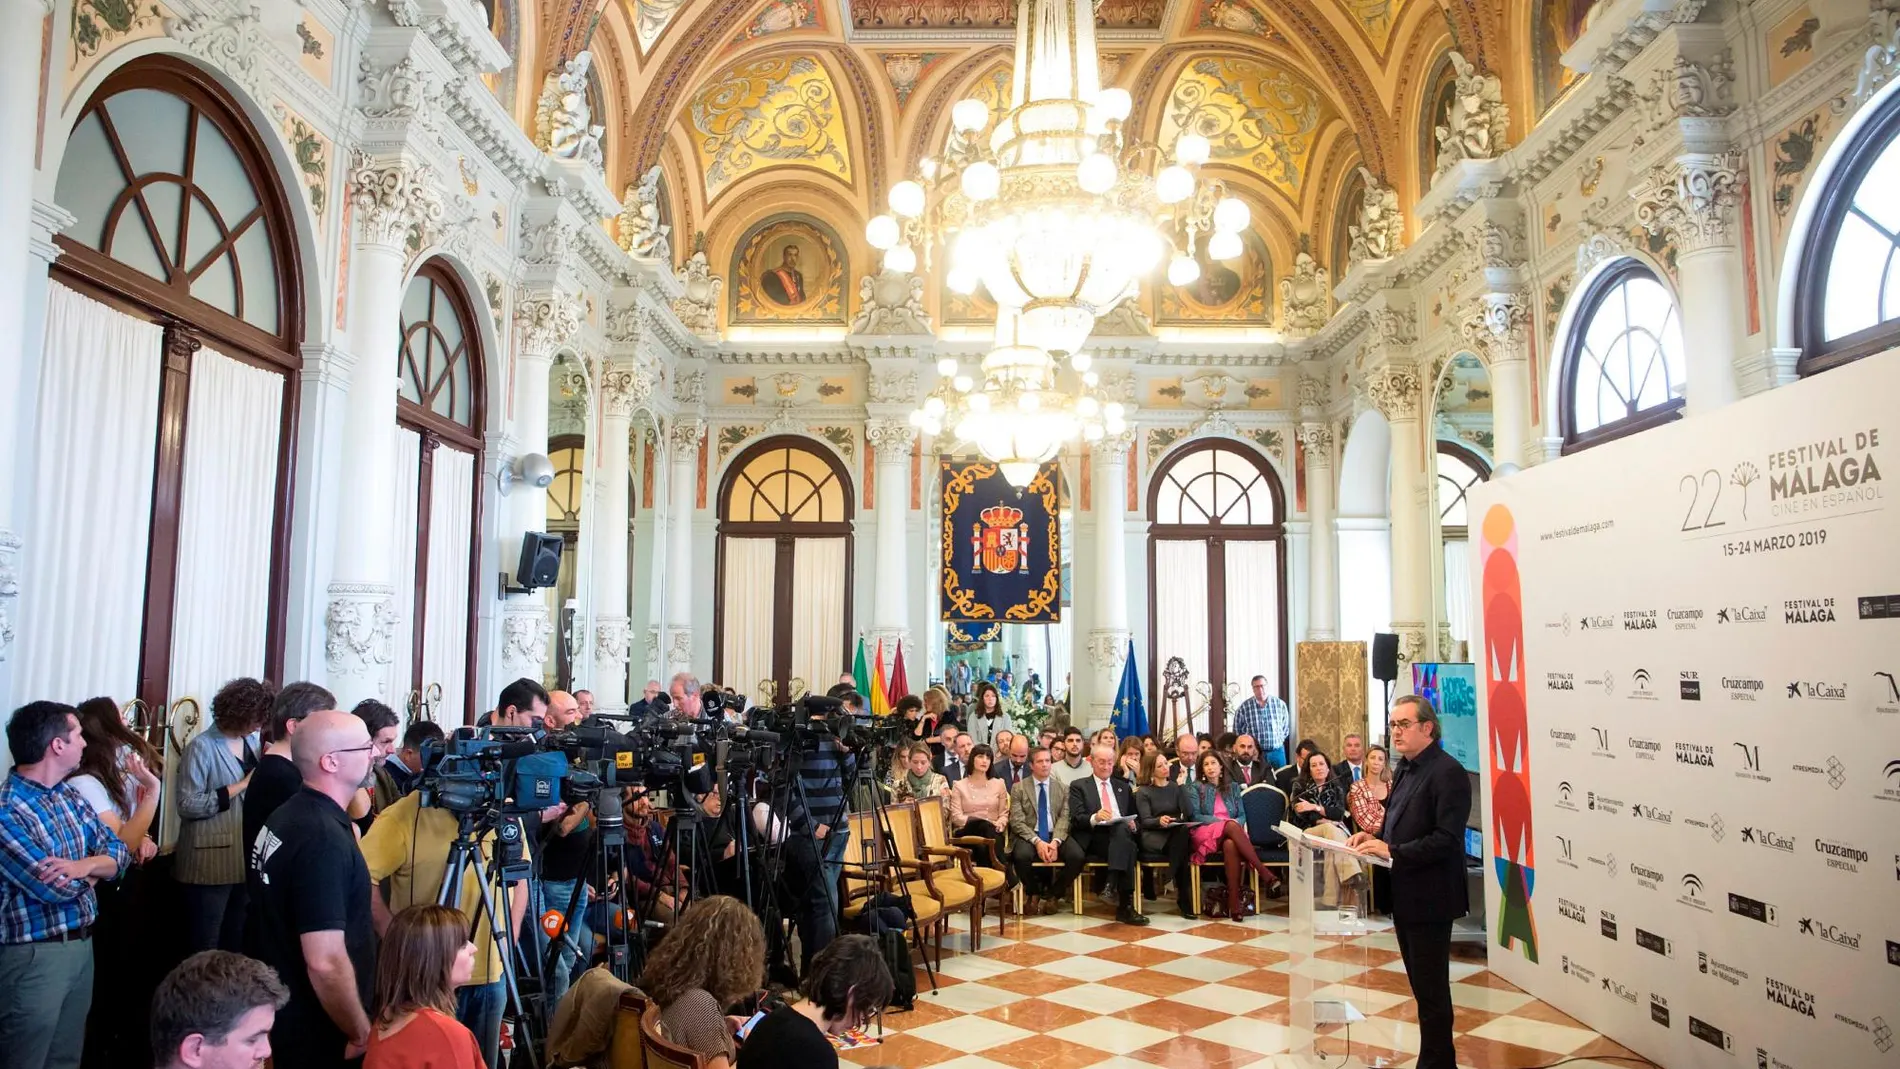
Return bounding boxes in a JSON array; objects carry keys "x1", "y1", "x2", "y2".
[
  {"x1": 1066, "y1": 744, "x2": 1150, "y2": 926},
  {"x1": 1350, "y1": 696, "x2": 1470, "y2": 1069},
  {"x1": 1230, "y1": 734, "x2": 1271, "y2": 786}
]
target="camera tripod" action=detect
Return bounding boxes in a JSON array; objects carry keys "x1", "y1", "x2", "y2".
[
  {"x1": 438, "y1": 809, "x2": 542, "y2": 1069},
  {"x1": 538, "y1": 785, "x2": 639, "y2": 999}
]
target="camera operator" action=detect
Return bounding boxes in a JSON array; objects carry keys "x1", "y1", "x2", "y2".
[
  {"x1": 491, "y1": 677, "x2": 550, "y2": 732},
  {"x1": 543, "y1": 690, "x2": 585, "y2": 732},
  {"x1": 794, "y1": 697, "x2": 856, "y2": 959},
  {"x1": 373, "y1": 721, "x2": 443, "y2": 812},
  {"x1": 534, "y1": 702, "x2": 595, "y2": 1008},
  {"x1": 668, "y1": 674, "x2": 703, "y2": 719},
  {"x1": 573, "y1": 690, "x2": 594, "y2": 719}
]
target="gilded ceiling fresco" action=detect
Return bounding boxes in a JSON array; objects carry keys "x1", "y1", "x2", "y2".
[
  {"x1": 847, "y1": 0, "x2": 1166, "y2": 32},
  {"x1": 687, "y1": 55, "x2": 855, "y2": 202},
  {"x1": 629, "y1": 0, "x2": 686, "y2": 53},
  {"x1": 878, "y1": 52, "x2": 952, "y2": 109},
  {"x1": 1155, "y1": 56, "x2": 1332, "y2": 198}
]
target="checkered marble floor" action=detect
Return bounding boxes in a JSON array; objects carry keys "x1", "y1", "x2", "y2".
[{"x1": 844, "y1": 900, "x2": 1647, "y2": 1069}]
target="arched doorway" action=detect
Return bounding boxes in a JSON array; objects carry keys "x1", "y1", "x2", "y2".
[
  {"x1": 715, "y1": 437, "x2": 854, "y2": 703},
  {"x1": 1147, "y1": 439, "x2": 1288, "y2": 735},
  {"x1": 22, "y1": 57, "x2": 303, "y2": 729},
  {"x1": 546, "y1": 435, "x2": 584, "y2": 688},
  {"x1": 392, "y1": 260, "x2": 485, "y2": 722}
]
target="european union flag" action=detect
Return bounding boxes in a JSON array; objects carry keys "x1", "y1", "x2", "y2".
[{"x1": 1111, "y1": 639, "x2": 1148, "y2": 737}]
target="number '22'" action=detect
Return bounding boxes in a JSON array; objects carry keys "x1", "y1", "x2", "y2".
[{"x1": 1679, "y1": 470, "x2": 1726, "y2": 532}]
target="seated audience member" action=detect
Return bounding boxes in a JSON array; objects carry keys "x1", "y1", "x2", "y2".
[
  {"x1": 639, "y1": 895, "x2": 765, "y2": 1069},
  {"x1": 1186, "y1": 751, "x2": 1284, "y2": 918},
  {"x1": 175, "y1": 677, "x2": 274, "y2": 954},
  {"x1": 1134, "y1": 751, "x2": 1197, "y2": 919},
  {"x1": 1229, "y1": 734, "x2": 1271, "y2": 786},
  {"x1": 993, "y1": 730, "x2": 1015, "y2": 761},
  {"x1": 364, "y1": 905, "x2": 484, "y2": 1069},
  {"x1": 948, "y1": 743, "x2": 1009, "y2": 839},
  {"x1": 1332, "y1": 733, "x2": 1369, "y2": 789},
  {"x1": 1066, "y1": 743, "x2": 1148, "y2": 925},
  {"x1": 1112, "y1": 738, "x2": 1144, "y2": 785},
  {"x1": 996, "y1": 735, "x2": 1032, "y2": 790},
  {"x1": 1275, "y1": 739, "x2": 1318, "y2": 795},
  {"x1": 1050, "y1": 727, "x2": 1091, "y2": 790},
  {"x1": 892, "y1": 743, "x2": 951, "y2": 802},
  {"x1": 374, "y1": 720, "x2": 442, "y2": 812},
  {"x1": 1216, "y1": 731, "x2": 1239, "y2": 756},
  {"x1": 1007, "y1": 746, "x2": 1084, "y2": 914},
  {"x1": 1346, "y1": 745, "x2": 1392, "y2": 835},
  {"x1": 930, "y1": 722, "x2": 959, "y2": 767},
  {"x1": 0, "y1": 701, "x2": 131, "y2": 1069},
  {"x1": 1169, "y1": 732, "x2": 1201, "y2": 784},
  {"x1": 736, "y1": 934, "x2": 893, "y2": 1069},
  {"x1": 1291, "y1": 750, "x2": 1366, "y2": 902},
  {"x1": 896, "y1": 694, "x2": 932, "y2": 746},
  {"x1": 1140, "y1": 735, "x2": 1159, "y2": 757},
  {"x1": 1037, "y1": 728, "x2": 1058, "y2": 753},
  {"x1": 150, "y1": 950, "x2": 289, "y2": 1069},
  {"x1": 346, "y1": 700, "x2": 399, "y2": 827}
]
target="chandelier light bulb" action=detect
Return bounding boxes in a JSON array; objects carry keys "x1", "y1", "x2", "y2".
[
  {"x1": 1077, "y1": 395, "x2": 1099, "y2": 417},
  {"x1": 1018, "y1": 392, "x2": 1040, "y2": 412},
  {"x1": 1083, "y1": 423, "x2": 1105, "y2": 441},
  {"x1": 1213, "y1": 197, "x2": 1250, "y2": 233},
  {"x1": 884, "y1": 244, "x2": 917, "y2": 274},
  {"x1": 1132, "y1": 229, "x2": 1166, "y2": 271},
  {"x1": 865, "y1": 214, "x2": 899, "y2": 250},
  {"x1": 1155, "y1": 165, "x2": 1194, "y2": 204},
  {"x1": 1207, "y1": 230, "x2": 1243, "y2": 261},
  {"x1": 1070, "y1": 351, "x2": 1093, "y2": 372},
  {"x1": 947, "y1": 265, "x2": 979, "y2": 294},
  {"x1": 919, "y1": 157, "x2": 940, "y2": 179},
  {"x1": 908, "y1": 410, "x2": 925, "y2": 427},
  {"x1": 961, "y1": 161, "x2": 1001, "y2": 201},
  {"x1": 1082, "y1": 370, "x2": 1100, "y2": 386},
  {"x1": 1077, "y1": 152, "x2": 1118, "y2": 195},
  {"x1": 1105, "y1": 416, "x2": 1126, "y2": 435},
  {"x1": 1096, "y1": 87, "x2": 1133, "y2": 122},
  {"x1": 1174, "y1": 133, "x2": 1212, "y2": 166},
  {"x1": 1167, "y1": 254, "x2": 1201, "y2": 286},
  {"x1": 967, "y1": 393, "x2": 991, "y2": 412},
  {"x1": 889, "y1": 180, "x2": 926, "y2": 218},
  {"x1": 951, "y1": 98, "x2": 990, "y2": 133},
  {"x1": 937, "y1": 357, "x2": 959, "y2": 377},
  {"x1": 953, "y1": 374, "x2": 974, "y2": 392},
  {"x1": 924, "y1": 396, "x2": 946, "y2": 418},
  {"x1": 1104, "y1": 402, "x2": 1125, "y2": 421}
]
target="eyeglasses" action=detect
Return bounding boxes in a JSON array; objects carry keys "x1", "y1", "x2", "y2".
[
  {"x1": 328, "y1": 743, "x2": 378, "y2": 758},
  {"x1": 1389, "y1": 719, "x2": 1416, "y2": 732}
]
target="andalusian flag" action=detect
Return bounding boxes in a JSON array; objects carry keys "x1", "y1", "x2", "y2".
[
  {"x1": 852, "y1": 636, "x2": 872, "y2": 700},
  {"x1": 889, "y1": 641, "x2": 911, "y2": 701},
  {"x1": 870, "y1": 639, "x2": 893, "y2": 716}
]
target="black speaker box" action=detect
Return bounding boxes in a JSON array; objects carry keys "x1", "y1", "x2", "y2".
[
  {"x1": 515, "y1": 532, "x2": 563, "y2": 589},
  {"x1": 1371, "y1": 632, "x2": 1400, "y2": 683}
]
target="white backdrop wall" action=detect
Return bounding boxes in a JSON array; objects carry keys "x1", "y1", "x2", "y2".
[{"x1": 1469, "y1": 352, "x2": 1898, "y2": 1069}]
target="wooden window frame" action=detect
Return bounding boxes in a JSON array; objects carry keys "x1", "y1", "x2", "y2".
[
  {"x1": 48, "y1": 58, "x2": 304, "y2": 720},
  {"x1": 1145, "y1": 438, "x2": 1289, "y2": 736},
  {"x1": 1558, "y1": 259, "x2": 1686, "y2": 455},
  {"x1": 1434, "y1": 439, "x2": 1491, "y2": 540},
  {"x1": 713, "y1": 436, "x2": 855, "y2": 702},
  {"x1": 1793, "y1": 91, "x2": 1900, "y2": 377}
]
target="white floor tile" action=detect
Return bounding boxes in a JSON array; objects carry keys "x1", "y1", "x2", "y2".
[
  {"x1": 1130, "y1": 931, "x2": 1233, "y2": 955},
  {"x1": 1164, "y1": 982, "x2": 1281, "y2": 1015},
  {"x1": 936, "y1": 954, "x2": 1018, "y2": 981},
  {"x1": 1046, "y1": 1017, "x2": 1181, "y2": 1055},
  {"x1": 1036, "y1": 955, "x2": 1139, "y2": 982},
  {"x1": 1466, "y1": 1015, "x2": 1598, "y2": 1053},
  {"x1": 900, "y1": 1016, "x2": 1038, "y2": 1052},
  {"x1": 1057, "y1": 982, "x2": 1158, "y2": 1014},
  {"x1": 1027, "y1": 930, "x2": 1125, "y2": 955},
  {"x1": 1265, "y1": 956, "x2": 1374, "y2": 982},
  {"x1": 1188, "y1": 1016, "x2": 1292, "y2": 1050},
  {"x1": 1448, "y1": 983, "x2": 1535, "y2": 1014},
  {"x1": 1149, "y1": 956, "x2": 1253, "y2": 982},
  {"x1": 919, "y1": 982, "x2": 1027, "y2": 1014},
  {"x1": 1311, "y1": 982, "x2": 1413, "y2": 1015}
]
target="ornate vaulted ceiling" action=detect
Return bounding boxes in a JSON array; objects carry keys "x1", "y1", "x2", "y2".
[{"x1": 520, "y1": 0, "x2": 1521, "y2": 327}]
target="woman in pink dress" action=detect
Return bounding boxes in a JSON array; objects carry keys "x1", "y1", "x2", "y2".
[{"x1": 1184, "y1": 752, "x2": 1283, "y2": 917}]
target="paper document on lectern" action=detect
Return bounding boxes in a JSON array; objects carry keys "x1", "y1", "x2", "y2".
[{"x1": 1276, "y1": 822, "x2": 1392, "y2": 867}]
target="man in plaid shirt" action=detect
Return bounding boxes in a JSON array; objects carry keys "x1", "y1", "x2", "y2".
[
  {"x1": 0, "y1": 701, "x2": 131, "y2": 1069},
  {"x1": 1230, "y1": 675, "x2": 1291, "y2": 768}
]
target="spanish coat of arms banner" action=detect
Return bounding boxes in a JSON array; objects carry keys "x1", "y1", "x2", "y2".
[{"x1": 939, "y1": 459, "x2": 1062, "y2": 623}]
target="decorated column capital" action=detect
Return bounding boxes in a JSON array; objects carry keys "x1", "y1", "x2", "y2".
[
  {"x1": 1631, "y1": 152, "x2": 1743, "y2": 254},
  {"x1": 1095, "y1": 429, "x2": 1138, "y2": 461},
  {"x1": 599, "y1": 367, "x2": 647, "y2": 421},
  {"x1": 666, "y1": 417, "x2": 706, "y2": 459},
  {"x1": 514, "y1": 292, "x2": 582, "y2": 362},
  {"x1": 1297, "y1": 423, "x2": 1335, "y2": 467},
  {"x1": 348, "y1": 152, "x2": 444, "y2": 250},
  {"x1": 1365, "y1": 363, "x2": 1423, "y2": 423},
  {"x1": 1364, "y1": 307, "x2": 1416, "y2": 363},
  {"x1": 1460, "y1": 292, "x2": 1530, "y2": 366},
  {"x1": 1296, "y1": 375, "x2": 1329, "y2": 414},
  {"x1": 865, "y1": 418, "x2": 916, "y2": 464}
]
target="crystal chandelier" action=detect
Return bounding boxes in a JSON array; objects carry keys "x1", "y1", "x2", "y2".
[{"x1": 876, "y1": 0, "x2": 1249, "y2": 486}]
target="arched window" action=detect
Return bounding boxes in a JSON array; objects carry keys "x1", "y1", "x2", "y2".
[
  {"x1": 22, "y1": 57, "x2": 302, "y2": 732},
  {"x1": 1794, "y1": 92, "x2": 1900, "y2": 375},
  {"x1": 716, "y1": 437, "x2": 854, "y2": 703},
  {"x1": 546, "y1": 437, "x2": 585, "y2": 687},
  {"x1": 1148, "y1": 439, "x2": 1287, "y2": 736},
  {"x1": 1559, "y1": 260, "x2": 1685, "y2": 453},
  {"x1": 1436, "y1": 441, "x2": 1490, "y2": 653},
  {"x1": 393, "y1": 260, "x2": 485, "y2": 722}
]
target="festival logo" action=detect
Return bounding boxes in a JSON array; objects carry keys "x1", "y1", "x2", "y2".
[
  {"x1": 1783, "y1": 596, "x2": 1839, "y2": 624},
  {"x1": 1680, "y1": 873, "x2": 1713, "y2": 912},
  {"x1": 1559, "y1": 896, "x2": 1587, "y2": 922},
  {"x1": 1546, "y1": 672, "x2": 1576, "y2": 692},
  {"x1": 1677, "y1": 742, "x2": 1715, "y2": 767},
  {"x1": 1624, "y1": 609, "x2": 1659, "y2": 632},
  {"x1": 1814, "y1": 836, "x2": 1869, "y2": 874},
  {"x1": 1766, "y1": 429, "x2": 1883, "y2": 518},
  {"x1": 1797, "y1": 915, "x2": 1861, "y2": 951},
  {"x1": 1741, "y1": 825, "x2": 1796, "y2": 854},
  {"x1": 1765, "y1": 976, "x2": 1817, "y2": 1018}
]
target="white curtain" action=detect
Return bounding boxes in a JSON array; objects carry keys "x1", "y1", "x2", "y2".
[
  {"x1": 1444, "y1": 538, "x2": 1473, "y2": 655},
  {"x1": 721, "y1": 538, "x2": 776, "y2": 702},
  {"x1": 1223, "y1": 540, "x2": 1280, "y2": 700},
  {"x1": 1152, "y1": 540, "x2": 1210, "y2": 737},
  {"x1": 390, "y1": 428, "x2": 422, "y2": 710},
  {"x1": 789, "y1": 537, "x2": 846, "y2": 698},
  {"x1": 17, "y1": 284, "x2": 163, "y2": 704},
  {"x1": 422, "y1": 447, "x2": 475, "y2": 720}
]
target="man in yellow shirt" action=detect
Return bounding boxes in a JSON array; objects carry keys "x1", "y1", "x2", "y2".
[{"x1": 359, "y1": 791, "x2": 534, "y2": 1067}]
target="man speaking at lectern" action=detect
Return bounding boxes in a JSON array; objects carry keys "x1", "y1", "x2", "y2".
[{"x1": 1349, "y1": 694, "x2": 1470, "y2": 1069}]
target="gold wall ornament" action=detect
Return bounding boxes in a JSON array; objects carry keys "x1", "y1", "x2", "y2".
[
  {"x1": 687, "y1": 55, "x2": 853, "y2": 203},
  {"x1": 1155, "y1": 56, "x2": 1331, "y2": 197},
  {"x1": 731, "y1": 215, "x2": 847, "y2": 324}
]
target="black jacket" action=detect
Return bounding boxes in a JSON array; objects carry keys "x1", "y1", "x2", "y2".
[
  {"x1": 1377, "y1": 740, "x2": 1472, "y2": 924},
  {"x1": 1066, "y1": 774, "x2": 1138, "y2": 850},
  {"x1": 1134, "y1": 783, "x2": 1189, "y2": 855}
]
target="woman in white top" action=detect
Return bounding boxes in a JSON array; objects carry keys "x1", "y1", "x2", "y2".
[{"x1": 67, "y1": 697, "x2": 162, "y2": 855}]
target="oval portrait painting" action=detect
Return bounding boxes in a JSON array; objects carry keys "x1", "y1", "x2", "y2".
[{"x1": 733, "y1": 216, "x2": 846, "y2": 324}]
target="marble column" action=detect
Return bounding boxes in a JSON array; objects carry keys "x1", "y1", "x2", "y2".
[
  {"x1": 1463, "y1": 293, "x2": 1532, "y2": 470},
  {"x1": 1299, "y1": 423, "x2": 1338, "y2": 641},
  {"x1": 0, "y1": 0, "x2": 52, "y2": 678},
  {"x1": 864, "y1": 418, "x2": 914, "y2": 654},
  {"x1": 1085, "y1": 431, "x2": 1134, "y2": 727},
  {"x1": 1633, "y1": 152, "x2": 1743, "y2": 415},
  {"x1": 1368, "y1": 363, "x2": 1430, "y2": 669},
  {"x1": 589, "y1": 369, "x2": 639, "y2": 714},
  {"x1": 662, "y1": 417, "x2": 704, "y2": 678},
  {"x1": 326, "y1": 155, "x2": 443, "y2": 707},
  {"x1": 497, "y1": 294, "x2": 579, "y2": 682}
]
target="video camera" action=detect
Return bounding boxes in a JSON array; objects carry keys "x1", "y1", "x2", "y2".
[{"x1": 417, "y1": 726, "x2": 570, "y2": 816}]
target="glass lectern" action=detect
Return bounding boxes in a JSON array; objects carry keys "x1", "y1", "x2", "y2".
[{"x1": 1273, "y1": 821, "x2": 1396, "y2": 1069}]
